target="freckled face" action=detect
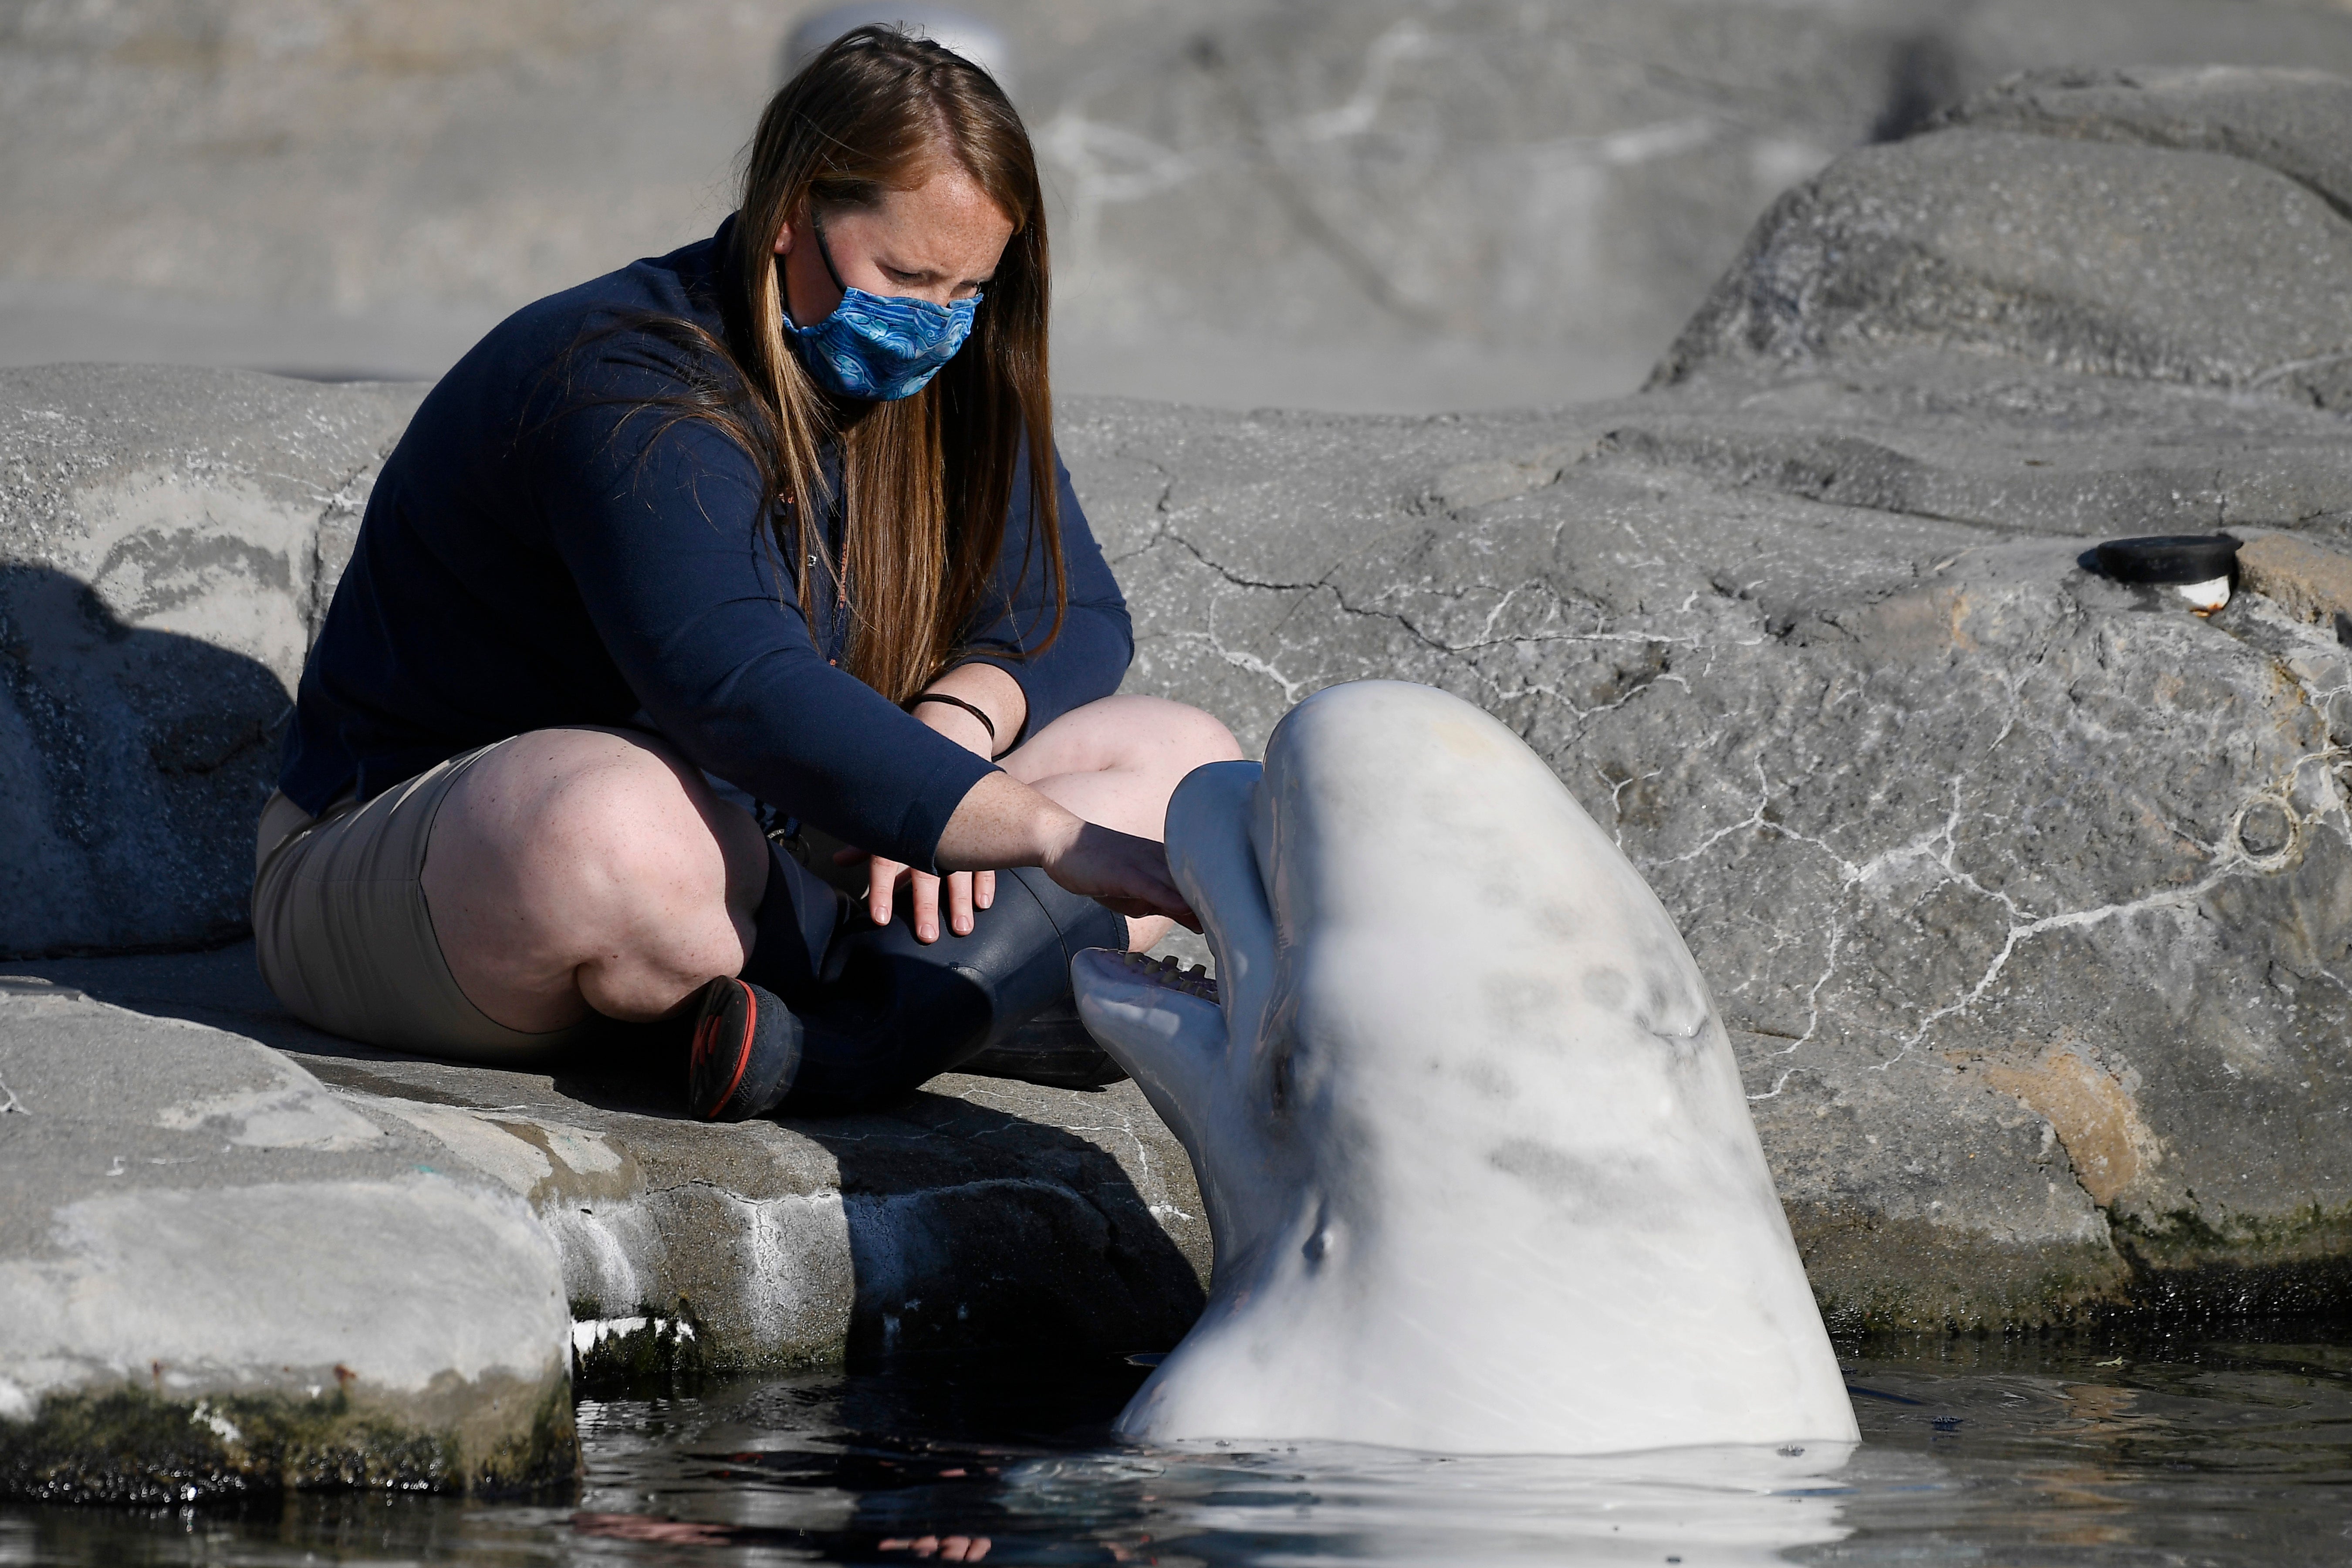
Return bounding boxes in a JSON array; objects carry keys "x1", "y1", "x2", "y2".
[{"x1": 772, "y1": 165, "x2": 1015, "y2": 327}]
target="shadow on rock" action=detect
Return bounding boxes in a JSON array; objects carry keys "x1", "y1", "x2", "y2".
[
  {"x1": 800, "y1": 1080, "x2": 1210, "y2": 1369},
  {"x1": 0, "y1": 564, "x2": 290, "y2": 957},
  {"x1": 526, "y1": 1023, "x2": 1212, "y2": 1363}
]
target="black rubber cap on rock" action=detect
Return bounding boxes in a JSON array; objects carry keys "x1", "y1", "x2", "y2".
[{"x1": 2094, "y1": 533, "x2": 2241, "y2": 585}]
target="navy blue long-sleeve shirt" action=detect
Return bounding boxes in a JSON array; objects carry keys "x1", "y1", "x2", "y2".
[{"x1": 280, "y1": 218, "x2": 1132, "y2": 872}]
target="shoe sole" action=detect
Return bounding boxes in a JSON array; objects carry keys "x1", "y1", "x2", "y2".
[{"x1": 689, "y1": 978, "x2": 758, "y2": 1120}]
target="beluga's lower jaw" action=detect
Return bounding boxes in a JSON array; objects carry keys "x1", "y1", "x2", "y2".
[{"x1": 1074, "y1": 679, "x2": 1858, "y2": 1456}]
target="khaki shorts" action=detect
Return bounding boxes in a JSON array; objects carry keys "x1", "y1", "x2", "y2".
[{"x1": 252, "y1": 739, "x2": 585, "y2": 1064}]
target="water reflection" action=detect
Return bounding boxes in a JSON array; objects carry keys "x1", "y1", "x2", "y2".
[
  {"x1": 563, "y1": 1355, "x2": 1867, "y2": 1565},
  {"x1": 1819, "y1": 1338, "x2": 2352, "y2": 1567},
  {"x1": 983, "y1": 1441, "x2": 1860, "y2": 1565},
  {"x1": 14, "y1": 1338, "x2": 2352, "y2": 1565}
]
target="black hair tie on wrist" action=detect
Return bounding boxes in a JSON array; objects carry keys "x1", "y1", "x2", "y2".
[{"x1": 909, "y1": 692, "x2": 1008, "y2": 757}]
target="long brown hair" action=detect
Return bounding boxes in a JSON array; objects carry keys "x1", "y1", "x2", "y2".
[{"x1": 661, "y1": 26, "x2": 1062, "y2": 702}]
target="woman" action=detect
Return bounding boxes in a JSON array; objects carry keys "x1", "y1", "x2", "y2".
[{"x1": 253, "y1": 26, "x2": 1239, "y2": 1120}]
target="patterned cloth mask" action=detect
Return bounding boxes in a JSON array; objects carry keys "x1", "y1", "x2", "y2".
[{"x1": 781, "y1": 209, "x2": 980, "y2": 401}]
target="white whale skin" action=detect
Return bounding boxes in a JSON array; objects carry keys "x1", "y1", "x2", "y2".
[{"x1": 1073, "y1": 679, "x2": 1859, "y2": 1455}]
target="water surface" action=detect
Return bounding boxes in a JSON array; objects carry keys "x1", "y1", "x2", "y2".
[{"x1": 12, "y1": 1335, "x2": 2352, "y2": 1565}]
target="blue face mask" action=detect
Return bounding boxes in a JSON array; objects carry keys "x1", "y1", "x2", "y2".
[{"x1": 781, "y1": 210, "x2": 981, "y2": 401}]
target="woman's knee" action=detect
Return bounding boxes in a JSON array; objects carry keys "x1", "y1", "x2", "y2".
[
  {"x1": 1013, "y1": 694, "x2": 1244, "y2": 779},
  {"x1": 432, "y1": 729, "x2": 755, "y2": 961},
  {"x1": 1152, "y1": 698, "x2": 1246, "y2": 767},
  {"x1": 1108, "y1": 696, "x2": 1246, "y2": 781}
]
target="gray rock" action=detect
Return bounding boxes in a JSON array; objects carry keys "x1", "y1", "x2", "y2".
[
  {"x1": 1038, "y1": 0, "x2": 1958, "y2": 406},
  {"x1": 18, "y1": 945, "x2": 1210, "y2": 1357},
  {"x1": 0, "y1": 365, "x2": 423, "y2": 956},
  {"x1": 15, "y1": 1, "x2": 2352, "y2": 408},
  {"x1": 1047, "y1": 72, "x2": 2352, "y2": 1325},
  {"x1": 1034, "y1": 0, "x2": 2352, "y2": 409},
  {"x1": 1934, "y1": 65, "x2": 2352, "y2": 215},
  {"x1": 8, "y1": 69, "x2": 2352, "y2": 1478},
  {"x1": 1068, "y1": 356, "x2": 2352, "y2": 1328},
  {"x1": 0, "y1": 946, "x2": 1208, "y2": 1499},
  {"x1": 2237, "y1": 531, "x2": 2352, "y2": 628},
  {"x1": 1657, "y1": 71, "x2": 2352, "y2": 406},
  {"x1": 1612, "y1": 350, "x2": 2352, "y2": 539},
  {"x1": 0, "y1": 978, "x2": 574, "y2": 1500}
]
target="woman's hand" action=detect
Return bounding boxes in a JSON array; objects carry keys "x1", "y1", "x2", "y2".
[
  {"x1": 858, "y1": 668, "x2": 1199, "y2": 937},
  {"x1": 935, "y1": 773, "x2": 1198, "y2": 931},
  {"x1": 849, "y1": 667, "x2": 1021, "y2": 941},
  {"x1": 1037, "y1": 818, "x2": 1198, "y2": 929},
  {"x1": 835, "y1": 846, "x2": 993, "y2": 943}
]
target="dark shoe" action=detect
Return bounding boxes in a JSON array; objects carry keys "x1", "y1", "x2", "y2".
[
  {"x1": 960, "y1": 998, "x2": 1130, "y2": 1089},
  {"x1": 784, "y1": 867, "x2": 1130, "y2": 1112},
  {"x1": 685, "y1": 976, "x2": 803, "y2": 1121}
]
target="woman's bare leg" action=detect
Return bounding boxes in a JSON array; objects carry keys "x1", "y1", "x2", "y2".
[
  {"x1": 420, "y1": 728, "x2": 770, "y2": 1033},
  {"x1": 1002, "y1": 695, "x2": 1245, "y2": 950},
  {"x1": 419, "y1": 700, "x2": 1240, "y2": 1032}
]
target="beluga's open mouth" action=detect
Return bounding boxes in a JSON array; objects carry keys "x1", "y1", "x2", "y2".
[
  {"x1": 1071, "y1": 679, "x2": 1859, "y2": 1457},
  {"x1": 1098, "y1": 950, "x2": 1218, "y2": 1004}
]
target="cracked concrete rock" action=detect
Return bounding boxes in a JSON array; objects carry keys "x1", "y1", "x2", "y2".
[
  {"x1": 0, "y1": 979, "x2": 574, "y2": 1500},
  {"x1": 1657, "y1": 69, "x2": 2352, "y2": 409},
  {"x1": 0, "y1": 950, "x2": 1208, "y2": 1498},
  {"x1": 9, "y1": 943, "x2": 1208, "y2": 1355},
  {"x1": 1061, "y1": 337, "x2": 2352, "y2": 1328},
  {"x1": 0, "y1": 365, "x2": 424, "y2": 956}
]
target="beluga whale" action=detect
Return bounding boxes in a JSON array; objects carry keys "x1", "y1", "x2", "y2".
[{"x1": 1074, "y1": 680, "x2": 1858, "y2": 1455}]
